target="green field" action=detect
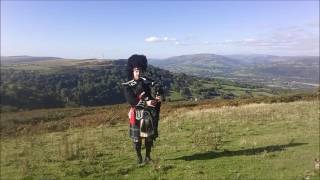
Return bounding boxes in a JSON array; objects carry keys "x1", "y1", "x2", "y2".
[{"x1": 1, "y1": 100, "x2": 319, "y2": 180}]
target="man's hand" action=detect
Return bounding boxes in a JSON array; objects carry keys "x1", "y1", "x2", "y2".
[
  {"x1": 155, "y1": 96, "x2": 161, "y2": 102},
  {"x1": 146, "y1": 100, "x2": 157, "y2": 107},
  {"x1": 139, "y1": 91, "x2": 145, "y2": 100}
]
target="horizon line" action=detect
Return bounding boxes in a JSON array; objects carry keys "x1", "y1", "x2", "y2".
[{"x1": 2, "y1": 52, "x2": 319, "y2": 60}]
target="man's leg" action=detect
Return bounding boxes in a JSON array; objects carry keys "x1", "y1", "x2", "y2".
[
  {"x1": 145, "y1": 137, "x2": 153, "y2": 163},
  {"x1": 154, "y1": 105, "x2": 161, "y2": 140},
  {"x1": 133, "y1": 139, "x2": 143, "y2": 164}
]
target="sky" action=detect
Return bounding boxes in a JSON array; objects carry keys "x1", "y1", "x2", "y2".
[{"x1": 1, "y1": 0, "x2": 319, "y2": 59}]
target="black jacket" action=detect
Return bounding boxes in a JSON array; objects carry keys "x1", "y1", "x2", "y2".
[{"x1": 123, "y1": 77, "x2": 154, "y2": 107}]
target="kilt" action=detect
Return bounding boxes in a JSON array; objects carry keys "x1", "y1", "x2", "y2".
[
  {"x1": 129, "y1": 107, "x2": 158, "y2": 142},
  {"x1": 129, "y1": 121, "x2": 141, "y2": 142}
]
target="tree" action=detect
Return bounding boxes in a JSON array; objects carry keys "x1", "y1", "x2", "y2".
[{"x1": 180, "y1": 87, "x2": 192, "y2": 98}]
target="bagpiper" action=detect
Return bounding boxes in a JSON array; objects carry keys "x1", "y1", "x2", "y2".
[{"x1": 122, "y1": 54, "x2": 162, "y2": 164}]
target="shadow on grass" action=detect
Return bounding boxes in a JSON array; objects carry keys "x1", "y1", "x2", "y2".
[{"x1": 170, "y1": 142, "x2": 307, "y2": 161}]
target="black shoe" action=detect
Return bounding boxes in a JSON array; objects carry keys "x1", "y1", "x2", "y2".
[
  {"x1": 137, "y1": 155, "x2": 143, "y2": 164},
  {"x1": 144, "y1": 156, "x2": 152, "y2": 164}
]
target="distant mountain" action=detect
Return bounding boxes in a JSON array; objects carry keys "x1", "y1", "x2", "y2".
[
  {"x1": 149, "y1": 54, "x2": 319, "y2": 89},
  {"x1": 225, "y1": 54, "x2": 282, "y2": 64},
  {"x1": 1, "y1": 56, "x2": 64, "y2": 64},
  {"x1": 151, "y1": 53, "x2": 241, "y2": 66},
  {"x1": 149, "y1": 53, "x2": 245, "y2": 77},
  {"x1": 225, "y1": 54, "x2": 318, "y2": 64}
]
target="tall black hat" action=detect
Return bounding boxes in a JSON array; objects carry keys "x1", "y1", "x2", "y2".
[{"x1": 127, "y1": 54, "x2": 148, "y2": 79}]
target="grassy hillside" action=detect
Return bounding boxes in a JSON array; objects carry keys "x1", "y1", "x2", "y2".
[{"x1": 1, "y1": 98, "x2": 319, "y2": 180}]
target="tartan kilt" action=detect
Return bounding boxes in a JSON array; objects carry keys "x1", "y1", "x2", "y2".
[
  {"x1": 129, "y1": 107, "x2": 158, "y2": 142},
  {"x1": 129, "y1": 121, "x2": 141, "y2": 142}
]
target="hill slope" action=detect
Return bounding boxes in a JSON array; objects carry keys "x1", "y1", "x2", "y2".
[
  {"x1": 1, "y1": 100, "x2": 319, "y2": 179},
  {"x1": 1, "y1": 56, "x2": 64, "y2": 64}
]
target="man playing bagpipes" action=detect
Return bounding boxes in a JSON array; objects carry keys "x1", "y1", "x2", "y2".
[{"x1": 122, "y1": 54, "x2": 162, "y2": 164}]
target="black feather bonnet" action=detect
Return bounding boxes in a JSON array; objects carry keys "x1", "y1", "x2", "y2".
[{"x1": 127, "y1": 54, "x2": 148, "y2": 79}]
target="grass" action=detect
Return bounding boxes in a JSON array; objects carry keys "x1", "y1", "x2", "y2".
[
  {"x1": 1, "y1": 100, "x2": 319, "y2": 180},
  {"x1": 167, "y1": 91, "x2": 185, "y2": 101}
]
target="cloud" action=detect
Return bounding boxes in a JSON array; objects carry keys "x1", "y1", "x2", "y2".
[
  {"x1": 203, "y1": 41, "x2": 211, "y2": 45},
  {"x1": 222, "y1": 24, "x2": 319, "y2": 54},
  {"x1": 144, "y1": 36, "x2": 176, "y2": 43},
  {"x1": 144, "y1": 36, "x2": 210, "y2": 46},
  {"x1": 306, "y1": 21, "x2": 320, "y2": 28},
  {"x1": 223, "y1": 38, "x2": 273, "y2": 47},
  {"x1": 144, "y1": 36, "x2": 161, "y2": 42},
  {"x1": 243, "y1": 38, "x2": 257, "y2": 43}
]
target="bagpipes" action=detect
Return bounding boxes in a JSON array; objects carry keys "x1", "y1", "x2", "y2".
[
  {"x1": 142, "y1": 76, "x2": 166, "y2": 103},
  {"x1": 127, "y1": 76, "x2": 165, "y2": 138}
]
